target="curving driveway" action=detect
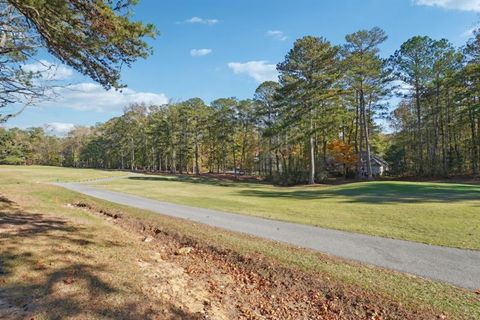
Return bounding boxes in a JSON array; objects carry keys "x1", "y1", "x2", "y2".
[{"x1": 55, "y1": 180, "x2": 480, "y2": 290}]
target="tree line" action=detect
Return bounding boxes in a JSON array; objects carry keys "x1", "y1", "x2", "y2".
[{"x1": 1, "y1": 27, "x2": 479, "y2": 184}]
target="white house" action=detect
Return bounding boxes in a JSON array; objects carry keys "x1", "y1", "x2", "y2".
[{"x1": 360, "y1": 155, "x2": 389, "y2": 177}]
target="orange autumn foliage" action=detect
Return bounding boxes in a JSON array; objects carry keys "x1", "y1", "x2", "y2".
[{"x1": 327, "y1": 139, "x2": 358, "y2": 167}]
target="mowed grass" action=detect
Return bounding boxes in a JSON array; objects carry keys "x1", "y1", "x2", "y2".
[
  {"x1": 0, "y1": 165, "x2": 128, "y2": 183},
  {"x1": 94, "y1": 174, "x2": 480, "y2": 250},
  {"x1": 0, "y1": 166, "x2": 479, "y2": 319}
]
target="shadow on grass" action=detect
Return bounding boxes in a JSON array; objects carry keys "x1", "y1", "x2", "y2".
[
  {"x1": 237, "y1": 182, "x2": 480, "y2": 204},
  {"x1": 1, "y1": 263, "x2": 201, "y2": 319},
  {"x1": 128, "y1": 175, "x2": 262, "y2": 188},
  {"x1": 0, "y1": 196, "x2": 14, "y2": 205},
  {"x1": 0, "y1": 197, "x2": 204, "y2": 320},
  {"x1": 0, "y1": 211, "x2": 77, "y2": 237}
]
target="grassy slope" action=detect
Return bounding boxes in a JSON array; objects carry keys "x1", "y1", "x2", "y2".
[
  {"x1": 94, "y1": 174, "x2": 480, "y2": 250},
  {"x1": 0, "y1": 166, "x2": 479, "y2": 319}
]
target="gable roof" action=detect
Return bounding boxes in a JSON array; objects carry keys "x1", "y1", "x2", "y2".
[
  {"x1": 370, "y1": 155, "x2": 389, "y2": 167},
  {"x1": 359, "y1": 152, "x2": 389, "y2": 167}
]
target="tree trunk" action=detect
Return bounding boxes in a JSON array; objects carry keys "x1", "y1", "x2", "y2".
[
  {"x1": 441, "y1": 89, "x2": 449, "y2": 175},
  {"x1": 360, "y1": 89, "x2": 372, "y2": 179},
  {"x1": 171, "y1": 149, "x2": 176, "y2": 174},
  {"x1": 415, "y1": 78, "x2": 424, "y2": 175},
  {"x1": 275, "y1": 151, "x2": 280, "y2": 174},
  {"x1": 232, "y1": 144, "x2": 238, "y2": 180},
  {"x1": 130, "y1": 138, "x2": 135, "y2": 171},
  {"x1": 308, "y1": 116, "x2": 315, "y2": 184},
  {"x1": 158, "y1": 151, "x2": 162, "y2": 172},
  {"x1": 194, "y1": 137, "x2": 200, "y2": 175},
  {"x1": 355, "y1": 91, "x2": 363, "y2": 178},
  {"x1": 469, "y1": 105, "x2": 479, "y2": 174}
]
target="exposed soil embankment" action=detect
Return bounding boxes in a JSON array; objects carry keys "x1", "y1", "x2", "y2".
[{"x1": 70, "y1": 201, "x2": 443, "y2": 320}]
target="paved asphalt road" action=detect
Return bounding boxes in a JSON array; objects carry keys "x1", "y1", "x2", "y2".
[{"x1": 56, "y1": 180, "x2": 480, "y2": 290}]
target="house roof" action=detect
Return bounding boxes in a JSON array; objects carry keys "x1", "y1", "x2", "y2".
[
  {"x1": 359, "y1": 152, "x2": 389, "y2": 167},
  {"x1": 370, "y1": 155, "x2": 389, "y2": 167}
]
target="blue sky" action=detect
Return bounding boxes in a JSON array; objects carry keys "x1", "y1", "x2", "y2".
[{"x1": 5, "y1": 0, "x2": 480, "y2": 134}]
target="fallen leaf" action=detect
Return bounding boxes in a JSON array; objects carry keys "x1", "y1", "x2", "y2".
[
  {"x1": 143, "y1": 236, "x2": 154, "y2": 243},
  {"x1": 175, "y1": 246, "x2": 193, "y2": 255}
]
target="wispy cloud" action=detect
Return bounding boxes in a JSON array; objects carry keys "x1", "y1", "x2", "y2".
[
  {"x1": 190, "y1": 48, "x2": 212, "y2": 57},
  {"x1": 228, "y1": 61, "x2": 278, "y2": 83},
  {"x1": 391, "y1": 79, "x2": 413, "y2": 96},
  {"x1": 266, "y1": 30, "x2": 287, "y2": 41},
  {"x1": 180, "y1": 16, "x2": 219, "y2": 25},
  {"x1": 44, "y1": 122, "x2": 75, "y2": 135},
  {"x1": 462, "y1": 24, "x2": 479, "y2": 37},
  {"x1": 21, "y1": 60, "x2": 73, "y2": 80},
  {"x1": 39, "y1": 82, "x2": 169, "y2": 112},
  {"x1": 413, "y1": 0, "x2": 480, "y2": 12}
]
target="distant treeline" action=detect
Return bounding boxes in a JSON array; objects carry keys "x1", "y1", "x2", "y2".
[{"x1": 1, "y1": 28, "x2": 479, "y2": 184}]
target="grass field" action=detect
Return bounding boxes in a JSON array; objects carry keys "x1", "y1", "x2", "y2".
[
  {"x1": 92, "y1": 174, "x2": 480, "y2": 250},
  {"x1": 0, "y1": 165, "x2": 479, "y2": 319},
  {"x1": 0, "y1": 165, "x2": 128, "y2": 183}
]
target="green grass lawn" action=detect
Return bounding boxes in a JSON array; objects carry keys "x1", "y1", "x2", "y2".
[
  {"x1": 0, "y1": 165, "x2": 129, "y2": 183},
  {"x1": 93, "y1": 174, "x2": 480, "y2": 250},
  {"x1": 0, "y1": 165, "x2": 479, "y2": 319},
  {"x1": 1, "y1": 165, "x2": 478, "y2": 250}
]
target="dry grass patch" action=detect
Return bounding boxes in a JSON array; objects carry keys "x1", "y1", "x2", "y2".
[{"x1": 0, "y1": 196, "x2": 216, "y2": 319}]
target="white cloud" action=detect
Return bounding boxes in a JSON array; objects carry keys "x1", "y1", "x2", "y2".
[
  {"x1": 181, "y1": 16, "x2": 219, "y2": 25},
  {"x1": 266, "y1": 30, "x2": 287, "y2": 41},
  {"x1": 21, "y1": 60, "x2": 73, "y2": 80},
  {"x1": 228, "y1": 61, "x2": 279, "y2": 83},
  {"x1": 413, "y1": 0, "x2": 480, "y2": 11},
  {"x1": 462, "y1": 24, "x2": 479, "y2": 37},
  {"x1": 44, "y1": 122, "x2": 75, "y2": 135},
  {"x1": 391, "y1": 80, "x2": 413, "y2": 96},
  {"x1": 40, "y1": 82, "x2": 169, "y2": 112},
  {"x1": 190, "y1": 48, "x2": 212, "y2": 57}
]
